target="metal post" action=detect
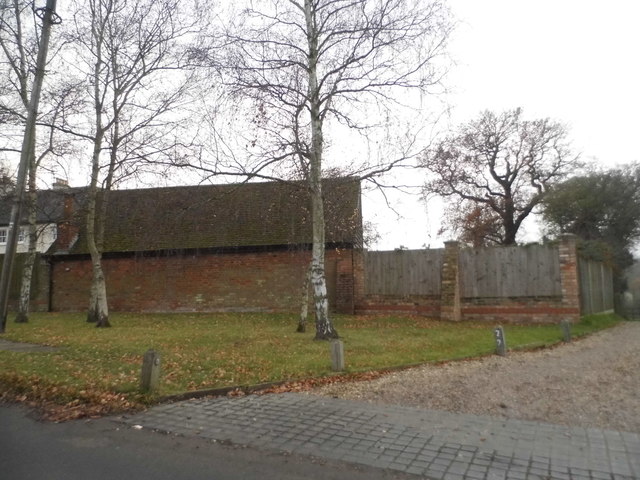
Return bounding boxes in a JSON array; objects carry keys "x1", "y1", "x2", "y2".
[{"x1": 0, "y1": 0, "x2": 59, "y2": 333}]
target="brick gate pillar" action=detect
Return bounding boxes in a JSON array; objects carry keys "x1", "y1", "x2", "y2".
[
  {"x1": 335, "y1": 250, "x2": 357, "y2": 314},
  {"x1": 559, "y1": 234, "x2": 581, "y2": 322},
  {"x1": 440, "y1": 240, "x2": 461, "y2": 321}
]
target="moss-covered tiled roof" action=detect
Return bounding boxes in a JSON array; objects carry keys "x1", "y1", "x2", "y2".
[
  {"x1": 51, "y1": 178, "x2": 361, "y2": 255},
  {"x1": 0, "y1": 188, "x2": 81, "y2": 226}
]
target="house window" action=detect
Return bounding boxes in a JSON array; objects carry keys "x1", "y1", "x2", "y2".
[{"x1": 0, "y1": 228, "x2": 27, "y2": 244}]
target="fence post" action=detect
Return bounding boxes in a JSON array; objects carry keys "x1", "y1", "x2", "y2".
[
  {"x1": 588, "y1": 260, "x2": 594, "y2": 314},
  {"x1": 601, "y1": 263, "x2": 606, "y2": 312}
]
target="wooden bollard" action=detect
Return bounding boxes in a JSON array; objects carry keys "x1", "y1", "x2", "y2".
[
  {"x1": 494, "y1": 326, "x2": 507, "y2": 356},
  {"x1": 331, "y1": 340, "x2": 345, "y2": 371},
  {"x1": 561, "y1": 319, "x2": 572, "y2": 342},
  {"x1": 141, "y1": 349, "x2": 161, "y2": 393}
]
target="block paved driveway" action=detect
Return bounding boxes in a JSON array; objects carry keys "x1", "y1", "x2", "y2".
[{"x1": 122, "y1": 393, "x2": 639, "y2": 480}]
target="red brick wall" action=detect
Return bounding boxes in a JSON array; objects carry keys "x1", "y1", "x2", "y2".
[
  {"x1": 50, "y1": 248, "x2": 356, "y2": 314},
  {"x1": 355, "y1": 294, "x2": 441, "y2": 316},
  {"x1": 3, "y1": 254, "x2": 51, "y2": 312},
  {"x1": 460, "y1": 297, "x2": 578, "y2": 324}
]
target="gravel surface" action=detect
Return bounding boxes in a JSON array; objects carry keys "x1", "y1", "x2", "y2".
[{"x1": 309, "y1": 322, "x2": 640, "y2": 433}]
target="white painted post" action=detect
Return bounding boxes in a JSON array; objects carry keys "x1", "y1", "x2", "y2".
[{"x1": 494, "y1": 326, "x2": 507, "y2": 356}]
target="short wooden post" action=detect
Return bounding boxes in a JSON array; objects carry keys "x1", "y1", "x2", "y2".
[
  {"x1": 560, "y1": 319, "x2": 572, "y2": 342},
  {"x1": 494, "y1": 326, "x2": 507, "y2": 356},
  {"x1": 140, "y1": 349, "x2": 161, "y2": 393},
  {"x1": 331, "y1": 340, "x2": 345, "y2": 371}
]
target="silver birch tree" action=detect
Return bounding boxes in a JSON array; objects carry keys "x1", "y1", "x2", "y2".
[
  {"x1": 0, "y1": 0, "x2": 63, "y2": 323},
  {"x1": 66, "y1": 0, "x2": 201, "y2": 326},
  {"x1": 210, "y1": 0, "x2": 452, "y2": 339}
]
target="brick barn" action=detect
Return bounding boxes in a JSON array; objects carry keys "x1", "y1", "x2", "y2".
[{"x1": 3, "y1": 178, "x2": 364, "y2": 314}]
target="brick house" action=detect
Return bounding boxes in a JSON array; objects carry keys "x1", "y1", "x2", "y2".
[{"x1": 3, "y1": 178, "x2": 364, "y2": 314}]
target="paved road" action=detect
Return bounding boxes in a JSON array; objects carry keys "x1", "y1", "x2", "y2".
[
  {"x1": 0, "y1": 404, "x2": 414, "y2": 480},
  {"x1": 124, "y1": 393, "x2": 640, "y2": 480}
]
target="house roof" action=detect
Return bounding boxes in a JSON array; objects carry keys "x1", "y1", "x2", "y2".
[
  {"x1": 0, "y1": 188, "x2": 78, "y2": 226},
  {"x1": 40, "y1": 178, "x2": 362, "y2": 254}
]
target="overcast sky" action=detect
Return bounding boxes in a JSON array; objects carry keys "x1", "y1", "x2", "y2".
[{"x1": 367, "y1": 0, "x2": 640, "y2": 250}]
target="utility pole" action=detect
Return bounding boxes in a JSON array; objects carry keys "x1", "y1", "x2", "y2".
[{"x1": 0, "y1": 0, "x2": 60, "y2": 333}]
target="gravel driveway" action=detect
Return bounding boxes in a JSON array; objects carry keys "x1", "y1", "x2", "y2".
[{"x1": 309, "y1": 322, "x2": 640, "y2": 433}]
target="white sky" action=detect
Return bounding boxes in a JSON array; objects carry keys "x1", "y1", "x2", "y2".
[
  {"x1": 15, "y1": 1, "x2": 638, "y2": 251},
  {"x1": 368, "y1": 0, "x2": 640, "y2": 250}
]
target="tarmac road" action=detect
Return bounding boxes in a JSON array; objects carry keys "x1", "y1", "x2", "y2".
[{"x1": 0, "y1": 404, "x2": 413, "y2": 480}]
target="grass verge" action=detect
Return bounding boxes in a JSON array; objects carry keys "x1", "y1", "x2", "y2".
[{"x1": 0, "y1": 312, "x2": 621, "y2": 420}]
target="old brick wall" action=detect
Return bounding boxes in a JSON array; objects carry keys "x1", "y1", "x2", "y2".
[
  {"x1": 355, "y1": 294, "x2": 441, "y2": 316},
  {"x1": 49, "y1": 248, "x2": 357, "y2": 314},
  {"x1": 460, "y1": 297, "x2": 580, "y2": 324},
  {"x1": 1, "y1": 253, "x2": 50, "y2": 313}
]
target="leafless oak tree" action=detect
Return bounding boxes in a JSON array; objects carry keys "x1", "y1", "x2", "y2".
[{"x1": 423, "y1": 108, "x2": 578, "y2": 246}]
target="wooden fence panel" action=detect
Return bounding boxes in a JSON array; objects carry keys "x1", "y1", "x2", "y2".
[
  {"x1": 460, "y1": 245, "x2": 561, "y2": 298},
  {"x1": 365, "y1": 245, "x2": 612, "y2": 307},
  {"x1": 579, "y1": 258, "x2": 614, "y2": 315},
  {"x1": 364, "y1": 249, "x2": 444, "y2": 295}
]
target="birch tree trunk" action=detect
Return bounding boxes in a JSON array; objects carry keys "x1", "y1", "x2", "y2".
[
  {"x1": 1, "y1": 0, "x2": 55, "y2": 324},
  {"x1": 14, "y1": 162, "x2": 37, "y2": 323},
  {"x1": 85, "y1": 14, "x2": 110, "y2": 327},
  {"x1": 305, "y1": 0, "x2": 338, "y2": 340},
  {"x1": 85, "y1": 136, "x2": 110, "y2": 327},
  {"x1": 86, "y1": 173, "x2": 110, "y2": 327},
  {"x1": 296, "y1": 262, "x2": 311, "y2": 333},
  {"x1": 87, "y1": 123, "x2": 117, "y2": 327}
]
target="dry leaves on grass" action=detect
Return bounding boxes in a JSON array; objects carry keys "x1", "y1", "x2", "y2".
[
  {"x1": 0, "y1": 373, "x2": 145, "y2": 422},
  {"x1": 257, "y1": 369, "x2": 402, "y2": 395}
]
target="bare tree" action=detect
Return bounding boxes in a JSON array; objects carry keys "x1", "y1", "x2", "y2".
[
  {"x1": 66, "y1": 0, "x2": 201, "y2": 326},
  {"x1": 0, "y1": 0, "x2": 62, "y2": 324},
  {"x1": 204, "y1": 0, "x2": 451, "y2": 339},
  {"x1": 423, "y1": 108, "x2": 578, "y2": 246}
]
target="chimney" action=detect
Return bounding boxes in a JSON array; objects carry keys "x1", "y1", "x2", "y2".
[{"x1": 55, "y1": 193, "x2": 79, "y2": 252}]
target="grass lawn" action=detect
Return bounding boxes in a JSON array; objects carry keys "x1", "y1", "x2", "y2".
[{"x1": 0, "y1": 312, "x2": 620, "y2": 417}]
